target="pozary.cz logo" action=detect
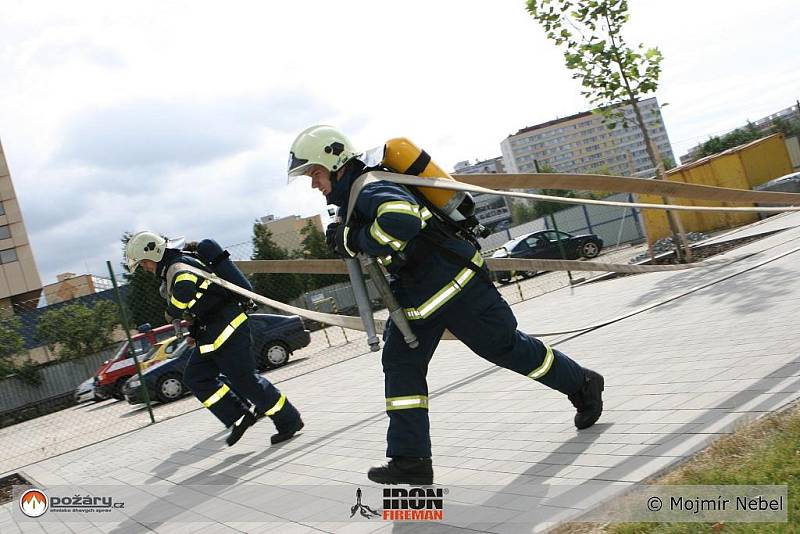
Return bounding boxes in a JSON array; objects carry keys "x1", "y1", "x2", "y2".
[{"x1": 19, "y1": 489, "x2": 48, "y2": 518}]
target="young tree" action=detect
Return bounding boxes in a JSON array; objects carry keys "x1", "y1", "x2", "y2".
[
  {"x1": 121, "y1": 232, "x2": 167, "y2": 328},
  {"x1": 526, "y1": 0, "x2": 691, "y2": 261},
  {"x1": 511, "y1": 200, "x2": 538, "y2": 225},
  {"x1": 251, "y1": 221, "x2": 305, "y2": 304},
  {"x1": 37, "y1": 301, "x2": 120, "y2": 360}
]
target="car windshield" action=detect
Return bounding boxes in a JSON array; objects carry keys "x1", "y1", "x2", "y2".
[
  {"x1": 139, "y1": 344, "x2": 162, "y2": 362},
  {"x1": 167, "y1": 340, "x2": 191, "y2": 359}
]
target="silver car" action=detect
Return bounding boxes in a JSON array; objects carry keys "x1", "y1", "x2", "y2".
[
  {"x1": 754, "y1": 171, "x2": 800, "y2": 193},
  {"x1": 74, "y1": 378, "x2": 98, "y2": 403}
]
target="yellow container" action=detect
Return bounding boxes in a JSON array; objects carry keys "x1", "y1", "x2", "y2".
[{"x1": 640, "y1": 134, "x2": 792, "y2": 243}]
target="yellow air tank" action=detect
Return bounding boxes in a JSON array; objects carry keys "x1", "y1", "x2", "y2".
[{"x1": 382, "y1": 138, "x2": 472, "y2": 221}]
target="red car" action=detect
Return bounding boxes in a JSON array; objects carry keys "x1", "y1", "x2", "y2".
[{"x1": 94, "y1": 322, "x2": 183, "y2": 400}]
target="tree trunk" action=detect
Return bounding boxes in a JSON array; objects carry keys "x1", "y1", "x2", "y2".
[
  {"x1": 631, "y1": 101, "x2": 692, "y2": 263},
  {"x1": 603, "y1": 10, "x2": 692, "y2": 263}
]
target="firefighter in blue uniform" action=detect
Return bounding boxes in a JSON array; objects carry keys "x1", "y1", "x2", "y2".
[
  {"x1": 288, "y1": 126, "x2": 604, "y2": 485},
  {"x1": 125, "y1": 231, "x2": 304, "y2": 447}
]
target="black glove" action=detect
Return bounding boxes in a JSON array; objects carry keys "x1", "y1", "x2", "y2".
[{"x1": 326, "y1": 222, "x2": 360, "y2": 258}]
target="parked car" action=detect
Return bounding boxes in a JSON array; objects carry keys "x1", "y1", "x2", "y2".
[
  {"x1": 74, "y1": 377, "x2": 99, "y2": 403},
  {"x1": 491, "y1": 230, "x2": 604, "y2": 283},
  {"x1": 139, "y1": 334, "x2": 188, "y2": 371},
  {"x1": 753, "y1": 171, "x2": 800, "y2": 194},
  {"x1": 123, "y1": 313, "x2": 310, "y2": 405},
  {"x1": 94, "y1": 322, "x2": 185, "y2": 400}
]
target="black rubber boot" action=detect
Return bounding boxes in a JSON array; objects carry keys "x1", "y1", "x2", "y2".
[
  {"x1": 226, "y1": 410, "x2": 257, "y2": 446},
  {"x1": 367, "y1": 457, "x2": 434, "y2": 485},
  {"x1": 568, "y1": 368, "x2": 604, "y2": 430},
  {"x1": 270, "y1": 417, "x2": 304, "y2": 445}
]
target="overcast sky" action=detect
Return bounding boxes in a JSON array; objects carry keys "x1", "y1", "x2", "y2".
[{"x1": 1, "y1": 0, "x2": 798, "y2": 284}]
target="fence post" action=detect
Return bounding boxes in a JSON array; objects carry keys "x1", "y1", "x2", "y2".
[
  {"x1": 107, "y1": 261, "x2": 155, "y2": 425},
  {"x1": 548, "y1": 213, "x2": 576, "y2": 285},
  {"x1": 630, "y1": 194, "x2": 645, "y2": 240},
  {"x1": 313, "y1": 301, "x2": 333, "y2": 348},
  {"x1": 582, "y1": 205, "x2": 594, "y2": 234}
]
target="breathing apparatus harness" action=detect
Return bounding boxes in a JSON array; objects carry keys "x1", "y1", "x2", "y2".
[{"x1": 345, "y1": 156, "x2": 491, "y2": 285}]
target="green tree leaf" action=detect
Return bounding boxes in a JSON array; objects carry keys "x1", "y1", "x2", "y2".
[{"x1": 36, "y1": 301, "x2": 120, "y2": 360}]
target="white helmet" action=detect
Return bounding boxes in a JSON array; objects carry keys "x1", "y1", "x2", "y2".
[
  {"x1": 125, "y1": 231, "x2": 184, "y2": 272},
  {"x1": 287, "y1": 125, "x2": 359, "y2": 179}
]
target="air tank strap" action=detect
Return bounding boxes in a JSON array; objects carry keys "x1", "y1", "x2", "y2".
[
  {"x1": 409, "y1": 231, "x2": 491, "y2": 284},
  {"x1": 403, "y1": 150, "x2": 431, "y2": 176}
]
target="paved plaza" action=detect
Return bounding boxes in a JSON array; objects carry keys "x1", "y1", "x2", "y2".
[{"x1": 3, "y1": 212, "x2": 800, "y2": 533}]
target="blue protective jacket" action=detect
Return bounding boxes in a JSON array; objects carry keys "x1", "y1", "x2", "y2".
[
  {"x1": 332, "y1": 159, "x2": 486, "y2": 321},
  {"x1": 159, "y1": 253, "x2": 247, "y2": 354}
]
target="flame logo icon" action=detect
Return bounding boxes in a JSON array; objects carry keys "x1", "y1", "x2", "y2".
[{"x1": 19, "y1": 489, "x2": 48, "y2": 518}]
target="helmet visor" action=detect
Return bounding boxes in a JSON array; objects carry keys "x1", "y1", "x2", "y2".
[
  {"x1": 287, "y1": 152, "x2": 312, "y2": 182},
  {"x1": 127, "y1": 257, "x2": 140, "y2": 273}
]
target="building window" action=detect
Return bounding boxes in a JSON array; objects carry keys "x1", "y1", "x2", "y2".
[
  {"x1": 0, "y1": 225, "x2": 10, "y2": 240},
  {"x1": 0, "y1": 248, "x2": 17, "y2": 264},
  {"x1": 0, "y1": 201, "x2": 5, "y2": 216}
]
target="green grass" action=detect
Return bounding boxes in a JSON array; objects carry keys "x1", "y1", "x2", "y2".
[{"x1": 556, "y1": 403, "x2": 800, "y2": 533}]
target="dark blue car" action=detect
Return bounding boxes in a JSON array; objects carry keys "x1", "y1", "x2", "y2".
[{"x1": 123, "y1": 314, "x2": 310, "y2": 405}]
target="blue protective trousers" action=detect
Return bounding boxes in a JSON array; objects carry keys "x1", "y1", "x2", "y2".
[
  {"x1": 183, "y1": 321, "x2": 299, "y2": 431},
  {"x1": 382, "y1": 278, "x2": 586, "y2": 458}
]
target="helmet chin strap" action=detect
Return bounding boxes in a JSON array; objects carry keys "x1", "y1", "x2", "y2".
[{"x1": 325, "y1": 166, "x2": 346, "y2": 206}]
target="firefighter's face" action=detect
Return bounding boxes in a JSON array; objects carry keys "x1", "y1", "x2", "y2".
[
  {"x1": 140, "y1": 259, "x2": 157, "y2": 273},
  {"x1": 308, "y1": 165, "x2": 333, "y2": 196}
]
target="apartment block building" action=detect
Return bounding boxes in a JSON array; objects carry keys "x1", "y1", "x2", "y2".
[
  {"x1": 259, "y1": 214, "x2": 324, "y2": 254},
  {"x1": 43, "y1": 273, "x2": 115, "y2": 306},
  {"x1": 501, "y1": 97, "x2": 675, "y2": 178},
  {"x1": 453, "y1": 157, "x2": 512, "y2": 231},
  {"x1": 0, "y1": 138, "x2": 42, "y2": 313}
]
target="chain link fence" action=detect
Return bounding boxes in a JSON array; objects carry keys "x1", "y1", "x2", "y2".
[{"x1": 0, "y1": 203, "x2": 647, "y2": 475}]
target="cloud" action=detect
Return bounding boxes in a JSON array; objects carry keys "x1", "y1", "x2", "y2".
[
  {"x1": 54, "y1": 91, "x2": 327, "y2": 170},
  {"x1": 30, "y1": 39, "x2": 125, "y2": 69},
  {"x1": 17, "y1": 89, "x2": 331, "y2": 283},
  {"x1": 27, "y1": 135, "x2": 328, "y2": 283}
]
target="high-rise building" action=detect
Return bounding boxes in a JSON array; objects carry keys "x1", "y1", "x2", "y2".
[
  {"x1": 453, "y1": 157, "x2": 512, "y2": 231},
  {"x1": 0, "y1": 138, "x2": 42, "y2": 313},
  {"x1": 501, "y1": 97, "x2": 675, "y2": 178}
]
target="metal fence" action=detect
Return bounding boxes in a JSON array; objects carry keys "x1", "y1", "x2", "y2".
[
  {"x1": 0, "y1": 345, "x2": 118, "y2": 424},
  {"x1": 479, "y1": 192, "x2": 646, "y2": 252}
]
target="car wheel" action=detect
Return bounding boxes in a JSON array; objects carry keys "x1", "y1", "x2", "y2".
[
  {"x1": 581, "y1": 241, "x2": 601, "y2": 258},
  {"x1": 261, "y1": 342, "x2": 290, "y2": 369},
  {"x1": 111, "y1": 377, "x2": 129, "y2": 400},
  {"x1": 156, "y1": 374, "x2": 185, "y2": 403},
  {"x1": 520, "y1": 270, "x2": 537, "y2": 279}
]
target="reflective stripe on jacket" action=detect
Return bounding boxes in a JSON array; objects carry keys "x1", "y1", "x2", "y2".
[{"x1": 345, "y1": 180, "x2": 484, "y2": 320}]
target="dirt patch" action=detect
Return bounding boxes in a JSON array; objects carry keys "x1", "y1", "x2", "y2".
[
  {"x1": 648, "y1": 234, "x2": 771, "y2": 264},
  {"x1": 0, "y1": 472, "x2": 31, "y2": 505}
]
